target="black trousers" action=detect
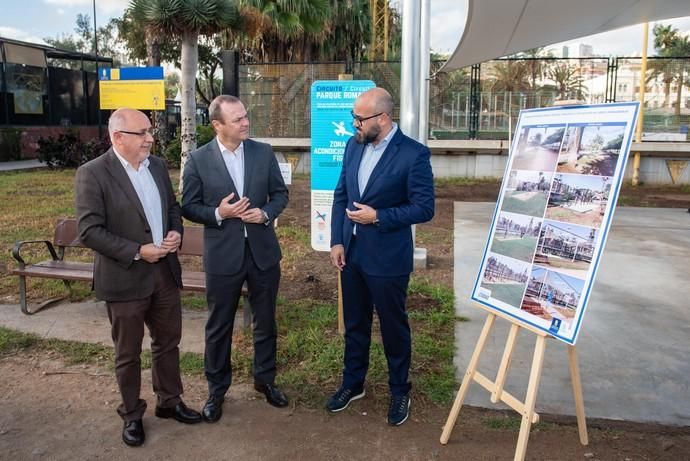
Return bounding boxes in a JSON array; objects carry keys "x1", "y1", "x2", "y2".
[
  {"x1": 106, "y1": 261, "x2": 183, "y2": 422},
  {"x1": 204, "y1": 240, "x2": 281, "y2": 397}
]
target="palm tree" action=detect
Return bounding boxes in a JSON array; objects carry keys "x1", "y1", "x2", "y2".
[
  {"x1": 546, "y1": 62, "x2": 588, "y2": 101},
  {"x1": 240, "y1": 0, "x2": 330, "y2": 62},
  {"x1": 130, "y1": 0, "x2": 238, "y2": 189},
  {"x1": 318, "y1": 0, "x2": 371, "y2": 65},
  {"x1": 649, "y1": 24, "x2": 681, "y2": 109}
]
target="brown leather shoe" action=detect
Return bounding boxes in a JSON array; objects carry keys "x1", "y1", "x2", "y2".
[{"x1": 254, "y1": 383, "x2": 289, "y2": 408}]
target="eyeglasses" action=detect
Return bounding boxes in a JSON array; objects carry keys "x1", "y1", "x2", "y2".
[
  {"x1": 351, "y1": 110, "x2": 383, "y2": 124},
  {"x1": 118, "y1": 128, "x2": 158, "y2": 137}
]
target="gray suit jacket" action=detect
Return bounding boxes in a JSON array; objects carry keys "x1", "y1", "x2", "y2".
[
  {"x1": 75, "y1": 149, "x2": 183, "y2": 302},
  {"x1": 181, "y1": 138, "x2": 288, "y2": 275}
]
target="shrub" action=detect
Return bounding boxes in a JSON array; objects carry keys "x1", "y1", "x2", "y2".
[
  {"x1": 36, "y1": 130, "x2": 111, "y2": 168},
  {"x1": 164, "y1": 124, "x2": 215, "y2": 167},
  {"x1": 0, "y1": 128, "x2": 22, "y2": 161}
]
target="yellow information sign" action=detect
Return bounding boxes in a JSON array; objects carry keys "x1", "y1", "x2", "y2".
[{"x1": 99, "y1": 80, "x2": 165, "y2": 110}]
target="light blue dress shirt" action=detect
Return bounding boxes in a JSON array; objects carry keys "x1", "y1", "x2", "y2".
[{"x1": 353, "y1": 123, "x2": 398, "y2": 235}]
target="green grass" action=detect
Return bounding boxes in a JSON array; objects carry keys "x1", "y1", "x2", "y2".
[
  {"x1": 490, "y1": 236, "x2": 538, "y2": 262},
  {"x1": 480, "y1": 282, "x2": 526, "y2": 307},
  {"x1": 483, "y1": 415, "x2": 556, "y2": 432},
  {"x1": 181, "y1": 293, "x2": 208, "y2": 311},
  {"x1": 501, "y1": 192, "x2": 548, "y2": 217},
  {"x1": 0, "y1": 326, "x2": 113, "y2": 367},
  {"x1": 435, "y1": 177, "x2": 500, "y2": 187}
]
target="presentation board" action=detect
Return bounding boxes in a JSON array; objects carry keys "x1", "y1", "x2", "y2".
[{"x1": 472, "y1": 102, "x2": 640, "y2": 344}]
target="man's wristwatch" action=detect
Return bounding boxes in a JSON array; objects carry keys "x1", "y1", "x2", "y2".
[
  {"x1": 262, "y1": 210, "x2": 270, "y2": 224},
  {"x1": 373, "y1": 211, "x2": 379, "y2": 226},
  {"x1": 134, "y1": 246, "x2": 141, "y2": 261}
]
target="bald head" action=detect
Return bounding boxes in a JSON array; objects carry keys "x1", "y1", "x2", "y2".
[
  {"x1": 352, "y1": 87, "x2": 394, "y2": 145},
  {"x1": 107, "y1": 108, "x2": 153, "y2": 168},
  {"x1": 108, "y1": 108, "x2": 148, "y2": 137},
  {"x1": 358, "y1": 87, "x2": 394, "y2": 116}
]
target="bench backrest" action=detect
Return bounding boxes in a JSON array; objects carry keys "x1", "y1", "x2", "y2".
[
  {"x1": 178, "y1": 226, "x2": 203, "y2": 256},
  {"x1": 54, "y1": 218, "x2": 83, "y2": 248},
  {"x1": 53, "y1": 218, "x2": 204, "y2": 257}
]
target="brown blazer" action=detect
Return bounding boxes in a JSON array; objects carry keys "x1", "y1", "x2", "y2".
[{"x1": 75, "y1": 149, "x2": 183, "y2": 302}]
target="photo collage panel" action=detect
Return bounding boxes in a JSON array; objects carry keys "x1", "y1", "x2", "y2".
[{"x1": 480, "y1": 118, "x2": 631, "y2": 338}]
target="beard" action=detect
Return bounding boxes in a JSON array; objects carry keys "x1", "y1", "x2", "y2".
[{"x1": 355, "y1": 124, "x2": 380, "y2": 144}]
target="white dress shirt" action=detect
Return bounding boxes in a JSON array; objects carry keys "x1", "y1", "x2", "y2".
[
  {"x1": 215, "y1": 138, "x2": 245, "y2": 224},
  {"x1": 113, "y1": 149, "x2": 164, "y2": 246}
]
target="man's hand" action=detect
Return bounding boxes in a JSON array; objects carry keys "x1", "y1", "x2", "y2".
[
  {"x1": 240, "y1": 208, "x2": 267, "y2": 224},
  {"x1": 218, "y1": 193, "x2": 250, "y2": 219},
  {"x1": 139, "y1": 243, "x2": 168, "y2": 263},
  {"x1": 346, "y1": 202, "x2": 377, "y2": 225},
  {"x1": 330, "y1": 244, "x2": 346, "y2": 271},
  {"x1": 160, "y1": 230, "x2": 181, "y2": 253}
]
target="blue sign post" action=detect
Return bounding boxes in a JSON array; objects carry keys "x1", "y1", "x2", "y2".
[{"x1": 310, "y1": 80, "x2": 375, "y2": 251}]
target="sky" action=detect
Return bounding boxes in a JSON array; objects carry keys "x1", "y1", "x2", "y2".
[{"x1": 1, "y1": 0, "x2": 689, "y2": 59}]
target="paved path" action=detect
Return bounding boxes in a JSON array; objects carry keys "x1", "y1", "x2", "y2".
[
  {"x1": 0, "y1": 301, "x2": 209, "y2": 354},
  {"x1": 453, "y1": 203, "x2": 690, "y2": 426},
  {"x1": 0, "y1": 159, "x2": 46, "y2": 171}
]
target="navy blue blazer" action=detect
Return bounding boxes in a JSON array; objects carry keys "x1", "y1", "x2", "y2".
[{"x1": 330, "y1": 128, "x2": 435, "y2": 277}]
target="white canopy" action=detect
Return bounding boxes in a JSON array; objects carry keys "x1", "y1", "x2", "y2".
[{"x1": 442, "y1": 0, "x2": 690, "y2": 71}]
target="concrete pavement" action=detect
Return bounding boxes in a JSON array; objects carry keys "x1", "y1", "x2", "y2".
[
  {"x1": 0, "y1": 159, "x2": 46, "y2": 172},
  {"x1": 0, "y1": 301, "x2": 210, "y2": 354},
  {"x1": 453, "y1": 203, "x2": 690, "y2": 426}
]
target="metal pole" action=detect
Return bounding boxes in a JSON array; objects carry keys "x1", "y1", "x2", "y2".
[
  {"x1": 93, "y1": 0, "x2": 102, "y2": 137},
  {"x1": 400, "y1": 0, "x2": 420, "y2": 140},
  {"x1": 632, "y1": 22, "x2": 648, "y2": 186},
  {"x1": 418, "y1": 0, "x2": 430, "y2": 144}
]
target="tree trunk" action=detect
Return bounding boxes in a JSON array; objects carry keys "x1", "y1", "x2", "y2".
[
  {"x1": 674, "y1": 74, "x2": 683, "y2": 117},
  {"x1": 145, "y1": 29, "x2": 167, "y2": 157},
  {"x1": 179, "y1": 30, "x2": 199, "y2": 192}
]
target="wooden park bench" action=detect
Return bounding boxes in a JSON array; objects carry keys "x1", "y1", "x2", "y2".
[{"x1": 11, "y1": 218, "x2": 250, "y2": 326}]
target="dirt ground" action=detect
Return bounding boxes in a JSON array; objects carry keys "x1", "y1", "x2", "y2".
[
  {"x1": 2, "y1": 178, "x2": 689, "y2": 460},
  {"x1": 2, "y1": 354, "x2": 690, "y2": 461}
]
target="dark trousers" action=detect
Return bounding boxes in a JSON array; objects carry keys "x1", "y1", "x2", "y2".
[
  {"x1": 341, "y1": 237, "x2": 412, "y2": 396},
  {"x1": 106, "y1": 261, "x2": 183, "y2": 422},
  {"x1": 204, "y1": 241, "x2": 281, "y2": 397}
]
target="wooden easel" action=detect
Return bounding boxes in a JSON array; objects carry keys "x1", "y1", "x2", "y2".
[{"x1": 440, "y1": 311, "x2": 589, "y2": 461}]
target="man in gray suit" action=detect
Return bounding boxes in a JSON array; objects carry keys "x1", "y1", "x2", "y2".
[
  {"x1": 75, "y1": 108, "x2": 201, "y2": 447},
  {"x1": 182, "y1": 95, "x2": 289, "y2": 422}
]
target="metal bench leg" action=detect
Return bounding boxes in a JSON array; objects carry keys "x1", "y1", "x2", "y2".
[
  {"x1": 18, "y1": 277, "x2": 72, "y2": 315},
  {"x1": 242, "y1": 296, "x2": 252, "y2": 329}
]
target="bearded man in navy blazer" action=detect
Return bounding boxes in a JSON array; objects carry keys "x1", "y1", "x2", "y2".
[
  {"x1": 182, "y1": 95, "x2": 289, "y2": 422},
  {"x1": 327, "y1": 88, "x2": 435, "y2": 426}
]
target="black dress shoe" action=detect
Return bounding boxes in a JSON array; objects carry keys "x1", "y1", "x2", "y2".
[
  {"x1": 155, "y1": 401, "x2": 203, "y2": 424},
  {"x1": 254, "y1": 383, "x2": 289, "y2": 408},
  {"x1": 122, "y1": 419, "x2": 145, "y2": 447},
  {"x1": 202, "y1": 395, "x2": 224, "y2": 423}
]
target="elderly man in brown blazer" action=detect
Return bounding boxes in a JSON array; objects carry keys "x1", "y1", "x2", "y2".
[{"x1": 75, "y1": 108, "x2": 201, "y2": 447}]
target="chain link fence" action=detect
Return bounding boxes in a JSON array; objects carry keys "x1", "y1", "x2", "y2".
[{"x1": 240, "y1": 57, "x2": 690, "y2": 140}]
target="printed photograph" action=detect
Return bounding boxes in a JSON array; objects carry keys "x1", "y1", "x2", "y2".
[
  {"x1": 500, "y1": 170, "x2": 553, "y2": 217},
  {"x1": 557, "y1": 124, "x2": 626, "y2": 176},
  {"x1": 520, "y1": 267, "x2": 585, "y2": 328},
  {"x1": 534, "y1": 220, "x2": 597, "y2": 278},
  {"x1": 490, "y1": 211, "x2": 542, "y2": 262},
  {"x1": 479, "y1": 253, "x2": 530, "y2": 308},
  {"x1": 512, "y1": 125, "x2": 566, "y2": 171},
  {"x1": 545, "y1": 173, "x2": 611, "y2": 228}
]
